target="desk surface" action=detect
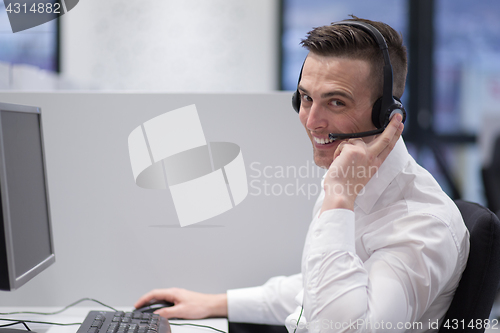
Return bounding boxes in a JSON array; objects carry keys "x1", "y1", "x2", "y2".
[{"x1": 0, "y1": 307, "x2": 228, "y2": 333}]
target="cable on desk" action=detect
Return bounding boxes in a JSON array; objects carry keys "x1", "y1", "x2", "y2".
[
  {"x1": 0, "y1": 318, "x2": 82, "y2": 331},
  {"x1": 170, "y1": 322, "x2": 226, "y2": 333},
  {"x1": 0, "y1": 319, "x2": 228, "y2": 333},
  {"x1": 0, "y1": 298, "x2": 119, "y2": 316},
  {"x1": 0, "y1": 320, "x2": 32, "y2": 331},
  {"x1": 0, "y1": 298, "x2": 227, "y2": 333}
]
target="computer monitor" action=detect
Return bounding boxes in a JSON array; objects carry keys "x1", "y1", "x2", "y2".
[{"x1": 0, "y1": 102, "x2": 55, "y2": 291}]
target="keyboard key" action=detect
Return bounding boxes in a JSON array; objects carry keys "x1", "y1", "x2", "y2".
[{"x1": 77, "y1": 311, "x2": 171, "y2": 333}]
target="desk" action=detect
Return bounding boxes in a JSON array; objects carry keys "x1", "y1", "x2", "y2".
[{"x1": 0, "y1": 307, "x2": 228, "y2": 333}]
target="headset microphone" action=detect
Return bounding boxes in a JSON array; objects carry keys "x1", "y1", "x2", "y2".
[
  {"x1": 328, "y1": 109, "x2": 405, "y2": 141},
  {"x1": 328, "y1": 128, "x2": 384, "y2": 141},
  {"x1": 292, "y1": 20, "x2": 406, "y2": 140}
]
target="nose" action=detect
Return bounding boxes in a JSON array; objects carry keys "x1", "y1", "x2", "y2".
[{"x1": 304, "y1": 102, "x2": 328, "y2": 131}]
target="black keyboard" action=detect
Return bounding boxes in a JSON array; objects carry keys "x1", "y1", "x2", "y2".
[{"x1": 77, "y1": 311, "x2": 171, "y2": 333}]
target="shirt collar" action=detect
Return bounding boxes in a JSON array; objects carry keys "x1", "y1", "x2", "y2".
[{"x1": 354, "y1": 137, "x2": 410, "y2": 214}]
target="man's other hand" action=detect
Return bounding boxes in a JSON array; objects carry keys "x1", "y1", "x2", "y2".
[{"x1": 134, "y1": 288, "x2": 228, "y2": 319}]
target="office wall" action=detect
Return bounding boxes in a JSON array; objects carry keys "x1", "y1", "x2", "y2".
[
  {"x1": 0, "y1": 92, "x2": 320, "y2": 307},
  {"x1": 60, "y1": 0, "x2": 280, "y2": 91}
]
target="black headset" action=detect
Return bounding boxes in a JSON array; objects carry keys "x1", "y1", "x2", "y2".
[{"x1": 291, "y1": 20, "x2": 406, "y2": 141}]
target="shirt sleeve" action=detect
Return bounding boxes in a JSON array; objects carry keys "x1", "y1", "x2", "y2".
[
  {"x1": 227, "y1": 273, "x2": 303, "y2": 325},
  {"x1": 301, "y1": 208, "x2": 463, "y2": 332}
]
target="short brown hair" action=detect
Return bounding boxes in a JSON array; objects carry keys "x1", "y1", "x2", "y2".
[{"x1": 300, "y1": 16, "x2": 407, "y2": 100}]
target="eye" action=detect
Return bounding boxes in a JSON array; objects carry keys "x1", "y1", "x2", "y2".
[
  {"x1": 330, "y1": 100, "x2": 345, "y2": 107},
  {"x1": 301, "y1": 93, "x2": 312, "y2": 103}
]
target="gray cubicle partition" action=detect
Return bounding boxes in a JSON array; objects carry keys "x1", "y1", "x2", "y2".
[{"x1": 0, "y1": 92, "x2": 323, "y2": 307}]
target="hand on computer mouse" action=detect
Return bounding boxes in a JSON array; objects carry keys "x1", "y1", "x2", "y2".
[
  {"x1": 134, "y1": 288, "x2": 227, "y2": 320},
  {"x1": 134, "y1": 300, "x2": 175, "y2": 313}
]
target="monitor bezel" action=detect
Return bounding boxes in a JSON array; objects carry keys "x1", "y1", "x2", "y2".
[{"x1": 0, "y1": 102, "x2": 55, "y2": 291}]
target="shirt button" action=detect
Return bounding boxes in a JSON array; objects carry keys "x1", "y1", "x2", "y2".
[{"x1": 314, "y1": 230, "x2": 321, "y2": 238}]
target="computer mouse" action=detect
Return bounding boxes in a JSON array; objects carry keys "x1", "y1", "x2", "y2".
[{"x1": 134, "y1": 300, "x2": 175, "y2": 313}]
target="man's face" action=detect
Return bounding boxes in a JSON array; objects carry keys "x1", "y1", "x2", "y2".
[{"x1": 298, "y1": 53, "x2": 377, "y2": 169}]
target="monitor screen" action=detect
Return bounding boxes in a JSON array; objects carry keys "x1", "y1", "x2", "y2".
[{"x1": 0, "y1": 102, "x2": 55, "y2": 291}]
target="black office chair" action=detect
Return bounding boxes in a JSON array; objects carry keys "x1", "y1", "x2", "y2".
[
  {"x1": 439, "y1": 200, "x2": 500, "y2": 332},
  {"x1": 231, "y1": 200, "x2": 500, "y2": 333},
  {"x1": 482, "y1": 134, "x2": 500, "y2": 214}
]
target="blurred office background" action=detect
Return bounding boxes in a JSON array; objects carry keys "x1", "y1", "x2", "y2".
[
  {"x1": 1, "y1": 0, "x2": 500, "y2": 316},
  {"x1": 0, "y1": 2, "x2": 499, "y2": 238},
  {"x1": 2, "y1": 1, "x2": 500, "y2": 220},
  {"x1": 2, "y1": 0, "x2": 500, "y2": 212}
]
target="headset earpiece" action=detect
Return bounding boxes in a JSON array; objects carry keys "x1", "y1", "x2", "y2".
[
  {"x1": 371, "y1": 97, "x2": 383, "y2": 128},
  {"x1": 384, "y1": 97, "x2": 406, "y2": 127},
  {"x1": 371, "y1": 96, "x2": 406, "y2": 129},
  {"x1": 292, "y1": 90, "x2": 300, "y2": 113},
  {"x1": 292, "y1": 61, "x2": 305, "y2": 113},
  {"x1": 291, "y1": 20, "x2": 407, "y2": 133}
]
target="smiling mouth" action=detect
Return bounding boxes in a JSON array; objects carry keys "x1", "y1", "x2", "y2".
[{"x1": 313, "y1": 136, "x2": 335, "y2": 145}]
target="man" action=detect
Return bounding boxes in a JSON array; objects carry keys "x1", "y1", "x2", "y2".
[{"x1": 135, "y1": 17, "x2": 469, "y2": 332}]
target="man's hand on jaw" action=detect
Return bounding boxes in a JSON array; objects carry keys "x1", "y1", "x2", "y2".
[{"x1": 320, "y1": 113, "x2": 404, "y2": 214}]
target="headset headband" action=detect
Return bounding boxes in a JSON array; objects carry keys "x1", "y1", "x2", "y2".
[
  {"x1": 292, "y1": 19, "x2": 405, "y2": 131},
  {"x1": 331, "y1": 20, "x2": 395, "y2": 119}
]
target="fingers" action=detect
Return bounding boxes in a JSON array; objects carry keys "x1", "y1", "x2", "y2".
[
  {"x1": 154, "y1": 306, "x2": 181, "y2": 319},
  {"x1": 134, "y1": 289, "x2": 176, "y2": 309},
  {"x1": 378, "y1": 114, "x2": 404, "y2": 162},
  {"x1": 333, "y1": 137, "x2": 366, "y2": 161},
  {"x1": 333, "y1": 141, "x2": 346, "y2": 160},
  {"x1": 370, "y1": 113, "x2": 404, "y2": 158},
  {"x1": 135, "y1": 289, "x2": 185, "y2": 319},
  {"x1": 135, "y1": 289, "x2": 227, "y2": 320},
  {"x1": 134, "y1": 292, "x2": 154, "y2": 309}
]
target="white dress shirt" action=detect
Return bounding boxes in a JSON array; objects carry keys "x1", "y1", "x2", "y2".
[{"x1": 227, "y1": 138, "x2": 470, "y2": 333}]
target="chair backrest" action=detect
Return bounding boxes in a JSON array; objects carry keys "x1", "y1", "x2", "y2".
[
  {"x1": 482, "y1": 134, "x2": 500, "y2": 213},
  {"x1": 439, "y1": 200, "x2": 500, "y2": 332}
]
